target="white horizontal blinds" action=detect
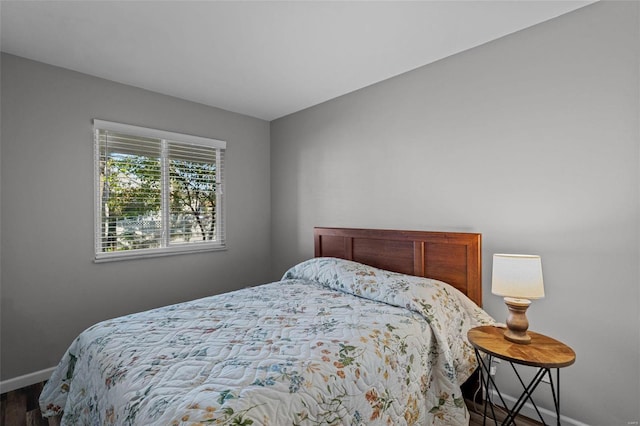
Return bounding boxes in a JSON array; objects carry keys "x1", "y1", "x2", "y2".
[
  {"x1": 93, "y1": 120, "x2": 226, "y2": 149},
  {"x1": 216, "y1": 149, "x2": 225, "y2": 245},
  {"x1": 94, "y1": 120, "x2": 227, "y2": 260},
  {"x1": 96, "y1": 130, "x2": 164, "y2": 253},
  {"x1": 167, "y1": 140, "x2": 224, "y2": 246}
]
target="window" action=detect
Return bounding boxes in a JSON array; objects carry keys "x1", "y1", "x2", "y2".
[{"x1": 94, "y1": 120, "x2": 226, "y2": 261}]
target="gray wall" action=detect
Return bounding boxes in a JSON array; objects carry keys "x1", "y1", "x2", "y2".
[
  {"x1": 1, "y1": 54, "x2": 271, "y2": 380},
  {"x1": 271, "y1": 2, "x2": 639, "y2": 425}
]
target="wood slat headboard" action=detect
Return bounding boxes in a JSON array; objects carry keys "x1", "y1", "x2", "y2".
[{"x1": 314, "y1": 227, "x2": 482, "y2": 307}]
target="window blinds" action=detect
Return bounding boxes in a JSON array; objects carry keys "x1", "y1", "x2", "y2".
[{"x1": 94, "y1": 120, "x2": 226, "y2": 261}]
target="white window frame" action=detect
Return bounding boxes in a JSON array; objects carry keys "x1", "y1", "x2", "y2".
[{"x1": 93, "y1": 119, "x2": 226, "y2": 262}]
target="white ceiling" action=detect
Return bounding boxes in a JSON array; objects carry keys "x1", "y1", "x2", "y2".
[{"x1": 1, "y1": 0, "x2": 595, "y2": 121}]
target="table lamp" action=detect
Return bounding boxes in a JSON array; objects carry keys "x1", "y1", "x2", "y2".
[{"x1": 491, "y1": 254, "x2": 544, "y2": 344}]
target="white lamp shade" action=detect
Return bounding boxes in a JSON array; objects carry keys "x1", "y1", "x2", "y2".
[{"x1": 492, "y1": 254, "x2": 545, "y2": 299}]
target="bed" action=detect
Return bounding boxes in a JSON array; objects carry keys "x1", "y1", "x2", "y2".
[{"x1": 40, "y1": 227, "x2": 494, "y2": 425}]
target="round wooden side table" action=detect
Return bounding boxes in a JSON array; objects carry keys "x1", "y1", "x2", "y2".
[{"x1": 467, "y1": 325, "x2": 576, "y2": 426}]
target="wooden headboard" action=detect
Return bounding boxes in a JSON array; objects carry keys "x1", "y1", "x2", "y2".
[{"x1": 314, "y1": 227, "x2": 482, "y2": 307}]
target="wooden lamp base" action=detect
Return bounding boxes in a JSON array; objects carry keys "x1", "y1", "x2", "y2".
[{"x1": 503, "y1": 297, "x2": 532, "y2": 344}]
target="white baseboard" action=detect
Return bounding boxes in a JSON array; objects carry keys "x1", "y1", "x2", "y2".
[
  {"x1": 0, "y1": 367, "x2": 56, "y2": 394},
  {"x1": 490, "y1": 389, "x2": 590, "y2": 426}
]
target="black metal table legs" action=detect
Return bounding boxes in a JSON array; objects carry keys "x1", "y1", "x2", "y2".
[{"x1": 474, "y1": 348, "x2": 563, "y2": 426}]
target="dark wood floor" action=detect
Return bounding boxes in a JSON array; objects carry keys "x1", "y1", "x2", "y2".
[
  {"x1": 1, "y1": 381, "x2": 541, "y2": 426},
  {"x1": 0, "y1": 382, "x2": 58, "y2": 426},
  {"x1": 466, "y1": 398, "x2": 543, "y2": 426}
]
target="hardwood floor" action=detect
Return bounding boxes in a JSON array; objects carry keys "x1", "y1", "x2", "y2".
[
  {"x1": 466, "y1": 398, "x2": 543, "y2": 426},
  {"x1": 0, "y1": 382, "x2": 58, "y2": 426},
  {"x1": 1, "y1": 381, "x2": 540, "y2": 426}
]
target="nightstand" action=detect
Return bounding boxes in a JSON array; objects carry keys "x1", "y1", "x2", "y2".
[{"x1": 467, "y1": 325, "x2": 576, "y2": 426}]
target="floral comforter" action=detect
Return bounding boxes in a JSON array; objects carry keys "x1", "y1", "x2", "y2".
[{"x1": 40, "y1": 258, "x2": 494, "y2": 425}]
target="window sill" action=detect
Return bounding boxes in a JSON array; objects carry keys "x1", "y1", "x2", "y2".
[{"x1": 94, "y1": 244, "x2": 226, "y2": 263}]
